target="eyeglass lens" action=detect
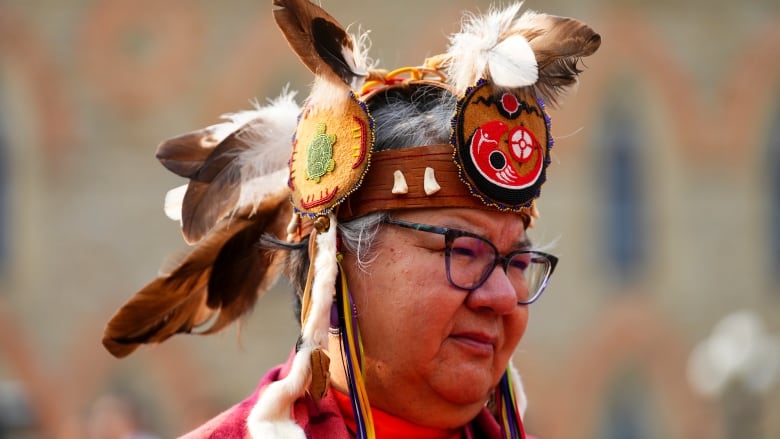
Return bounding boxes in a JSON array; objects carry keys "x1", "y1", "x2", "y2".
[{"x1": 447, "y1": 235, "x2": 552, "y2": 303}]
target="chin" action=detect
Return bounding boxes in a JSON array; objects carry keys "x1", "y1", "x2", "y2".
[
  {"x1": 432, "y1": 373, "x2": 496, "y2": 406},
  {"x1": 430, "y1": 356, "x2": 505, "y2": 402}
]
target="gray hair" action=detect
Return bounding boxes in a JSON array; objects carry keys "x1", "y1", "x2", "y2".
[
  {"x1": 283, "y1": 84, "x2": 457, "y2": 322},
  {"x1": 369, "y1": 84, "x2": 456, "y2": 151},
  {"x1": 280, "y1": 214, "x2": 387, "y2": 323}
]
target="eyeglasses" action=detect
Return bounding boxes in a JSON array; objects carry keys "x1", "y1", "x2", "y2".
[{"x1": 384, "y1": 218, "x2": 558, "y2": 305}]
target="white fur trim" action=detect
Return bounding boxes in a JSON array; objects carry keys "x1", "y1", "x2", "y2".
[
  {"x1": 247, "y1": 345, "x2": 313, "y2": 437},
  {"x1": 246, "y1": 214, "x2": 339, "y2": 437},
  {"x1": 247, "y1": 419, "x2": 306, "y2": 439},
  {"x1": 302, "y1": 213, "x2": 339, "y2": 347}
]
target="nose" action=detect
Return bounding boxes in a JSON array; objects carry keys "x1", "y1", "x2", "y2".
[{"x1": 465, "y1": 265, "x2": 520, "y2": 315}]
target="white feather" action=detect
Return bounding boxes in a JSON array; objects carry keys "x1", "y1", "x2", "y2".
[
  {"x1": 508, "y1": 361, "x2": 528, "y2": 418},
  {"x1": 446, "y1": 3, "x2": 538, "y2": 94},
  {"x1": 219, "y1": 109, "x2": 269, "y2": 137},
  {"x1": 509, "y1": 9, "x2": 544, "y2": 33},
  {"x1": 236, "y1": 168, "x2": 289, "y2": 214},
  {"x1": 347, "y1": 27, "x2": 375, "y2": 84},
  {"x1": 307, "y1": 76, "x2": 354, "y2": 112},
  {"x1": 224, "y1": 90, "x2": 300, "y2": 216},
  {"x1": 235, "y1": 90, "x2": 300, "y2": 182},
  {"x1": 193, "y1": 109, "x2": 264, "y2": 150},
  {"x1": 163, "y1": 184, "x2": 187, "y2": 222},
  {"x1": 303, "y1": 27, "x2": 373, "y2": 107},
  {"x1": 488, "y1": 35, "x2": 537, "y2": 88}
]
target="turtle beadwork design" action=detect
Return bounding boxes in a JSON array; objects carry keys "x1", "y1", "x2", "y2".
[{"x1": 305, "y1": 122, "x2": 337, "y2": 183}]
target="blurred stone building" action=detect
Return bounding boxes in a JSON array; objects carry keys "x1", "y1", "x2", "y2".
[{"x1": 1, "y1": 0, "x2": 779, "y2": 437}]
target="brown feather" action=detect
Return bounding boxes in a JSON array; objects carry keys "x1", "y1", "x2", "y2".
[
  {"x1": 160, "y1": 108, "x2": 294, "y2": 244},
  {"x1": 156, "y1": 127, "x2": 225, "y2": 178},
  {"x1": 519, "y1": 14, "x2": 601, "y2": 106},
  {"x1": 273, "y1": 0, "x2": 364, "y2": 88},
  {"x1": 102, "y1": 190, "x2": 292, "y2": 358},
  {"x1": 179, "y1": 131, "x2": 251, "y2": 244},
  {"x1": 181, "y1": 182, "x2": 240, "y2": 245},
  {"x1": 196, "y1": 201, "x2": 291, "y2": 335},
  {"x1": 103, "y1": 275, "x2": 211, "y2": 358}
]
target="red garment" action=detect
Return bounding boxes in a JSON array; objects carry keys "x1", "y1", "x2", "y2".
[
  {"x1": 331, "y1": 389, "x2": 463, "y2": 439},
  {"x1": 180, "y1": 353, "x2": 532, "y2": 439}
]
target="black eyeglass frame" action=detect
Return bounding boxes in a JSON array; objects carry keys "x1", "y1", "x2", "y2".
[{"x1": 383, "y1": 218, "x2": 559, "y2": 305}]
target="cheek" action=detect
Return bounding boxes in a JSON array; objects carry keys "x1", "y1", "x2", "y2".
[
  {"x1": 504, "y1": 307, "x2": 529, "y2": 352},
  {"x1": 364, "y1": 260, "x2": 439, "y2": 327},
  {"x1": 347, "y1": 247, "x2": 455, "y2": 358}
]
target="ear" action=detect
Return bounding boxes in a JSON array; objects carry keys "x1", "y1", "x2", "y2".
[
  {"x1": 518, "y1": 13, "x2": 601, "y2": 106},
  {"x1": 273, "y1": 0, "x2": 367, "y2": 90},
  {"x1": 102, "y1": 192, "x2": 293, "y2": 358}
]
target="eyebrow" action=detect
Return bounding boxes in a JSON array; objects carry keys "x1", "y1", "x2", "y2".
[
  {"x1": 515, "y1": 237, "x2": 533, "y2": 251},
  {"x1": 438, "y1": 219, "x2": 533, "y2": 252}
]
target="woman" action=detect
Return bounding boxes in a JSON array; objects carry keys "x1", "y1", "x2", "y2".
[{"x1": 102, "y1": 1, "x2": 600, "y2": 438}]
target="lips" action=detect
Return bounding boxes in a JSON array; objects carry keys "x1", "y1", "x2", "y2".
[{"x1": 450, "y1": 331, "x2": 498, "y2": 356}]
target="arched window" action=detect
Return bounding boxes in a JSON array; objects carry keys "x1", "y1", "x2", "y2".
[
  {"x1": 598, "y1": 368, "x2": 662, "y2": 439},
  {"x1": 0, "y1": 87, "x2": 7, "y2": 277},
  {"x1": 768, "y1": 101, "x2": 780, "y2": 284},
  {"x1": 599, "y1": 94, "x2": 646, "y2": 286}
]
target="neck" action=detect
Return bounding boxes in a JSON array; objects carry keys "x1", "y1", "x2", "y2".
[
  {"x1": 327, "y1": 334, "x2": 485, "y2": 429},
  {"x1": 331, "y1": 388, "x2": 464, "y2": 439},
  {"x1": 327, "y1": 332, "x2": 350, "y2": 393}
]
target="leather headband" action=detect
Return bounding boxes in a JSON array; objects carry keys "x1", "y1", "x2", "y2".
[{"x1": 338, "y1": 144, "x2": 530, "y2": 224}]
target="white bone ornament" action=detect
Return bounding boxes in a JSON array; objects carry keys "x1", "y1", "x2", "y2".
[
  {"x1": 392, "y1": 170, "x2": 409, "y2": 194},
  {"x1": 424, "y1": 167, "x2": 441, "y2": 195}
]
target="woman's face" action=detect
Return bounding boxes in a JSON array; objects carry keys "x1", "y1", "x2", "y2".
[{"x1": 340, "y1": 207, "x2": 530, "y2": 428}]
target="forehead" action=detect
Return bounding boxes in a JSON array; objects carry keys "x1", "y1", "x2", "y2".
[{"x1": 394, "y1": 208, "x2": 528, "y2": 242}]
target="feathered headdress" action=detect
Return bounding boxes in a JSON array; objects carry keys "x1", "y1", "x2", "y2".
[{"x1": 103, "y1": 1, "x2": 600, "y2": 438}]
